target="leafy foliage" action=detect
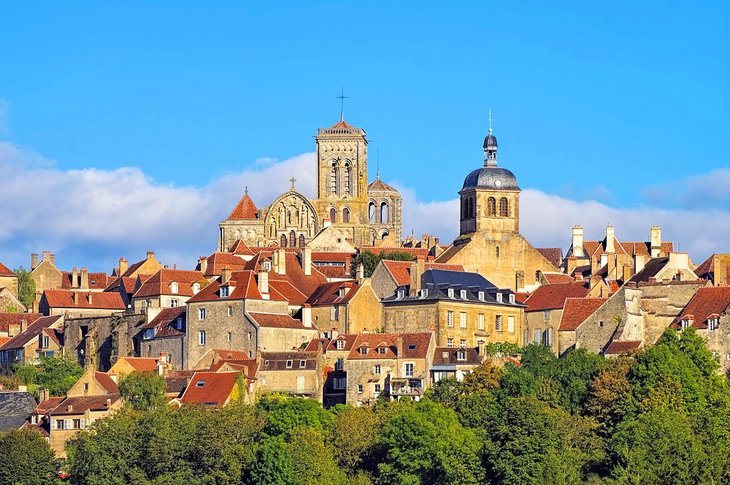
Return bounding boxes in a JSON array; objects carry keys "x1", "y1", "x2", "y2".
[
  {"x1": 14, "y1": 266, "x2": 36, "y2": 309},
  {"x1": 14, "y1": 355, "x2": 83, "y2": 397},
  {"x1": 352, "y1": 250, "x2": 415, "y2": 277},
  {"x1": 0, "y1": 429, "x2": 59, "y2": 485},
  {"x1": 118, "y1": 371, "x2": 166, "y2": 410}
]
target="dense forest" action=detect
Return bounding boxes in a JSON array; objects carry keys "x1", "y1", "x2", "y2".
[{"x1": 3, "y1": 328, "x2": 730, "y2": 485}]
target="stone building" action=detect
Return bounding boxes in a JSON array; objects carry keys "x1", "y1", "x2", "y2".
[
  {"x1": 436, "y1": 127, "x2": 559, "y2": 291},
  {"x1": 0, "y1": 263, "x2": 17, "y2": 298},
  {"x1": 672, "y1": 287, "x2": 730, "y2": 372},
  {"x1": 383, "y1": 268, "x2": 524, "y2": 349},
  {"x1": 370, "y1": 259, "x2": 464, "y2": 300},
  {"x1": 131, "y1": 268, "x2": 207, "y2": 316},
  {"x1": 430, "y1": 346, "x2": 484, "y2": 384},
  {"x1": 137, "y1": 307, "x2": 186, "y2": 369},
  {"x1": 306, "y1": 279, "x2": 382, "y2": 335},
  {"x1": 305, "y1": 334, "x2": 358, "y2": 407},
  {"x1": 694, "y1": 253, "x2": 730, "y2": 287},
  {"x1": 257, "y1": 350, "x2": 324, "y2": 402},
  {"x1": 218, "y1": 117, "x2": 402, "y2": 250},
  {"x1": 63, "y1": 313, "x2": 145, "y2": 371},
  {"x1": 39, "y1": 290, "x2": 125, "y2": 318},
  {"x1": 0, "y1": 316, "x2": 63, "y2": 373}
]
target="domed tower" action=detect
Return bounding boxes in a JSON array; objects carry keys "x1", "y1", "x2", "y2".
[{"x1": 459, "y1": 126, "x2": 520, "y2": 236}]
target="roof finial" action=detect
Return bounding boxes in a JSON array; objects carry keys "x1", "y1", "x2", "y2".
[
  {"x1": 488, "y1": 108, "x2": 493, "y2": 134},
  {"x1": 337, "y1": 88, "x2": 349, "y2": 122},
  {"x1": 289, "y1": 177, "x2": 296, "y2": 191},
  {"x1": 244, "y1": 186, "x2": 248, "y2": 196}
]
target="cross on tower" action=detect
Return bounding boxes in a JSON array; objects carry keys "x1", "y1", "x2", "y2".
[
  {"x1": 336, "y1": 88, "x2": 349, "y2": 121},
  {"x1": 289, "y1": 177, "x2": 296, "y2": 191}
]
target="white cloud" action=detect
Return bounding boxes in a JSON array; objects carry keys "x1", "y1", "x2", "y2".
[
  {"x1": 0, "y1": 141, "x2": 727, "y2": 272},
  {"x1": 642, "y1": 168, "x2": 730, "y2": 210}
]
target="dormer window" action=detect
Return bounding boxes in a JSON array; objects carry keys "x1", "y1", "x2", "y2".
[
  {"x1": 457, "y1": 349, "x2": 466, "y2": 361},
  {"x1": 708, "y1": 318, "x2": 719, "y2": 332},
  {"x1": 359, "y1": 346, "x2": 369, "y2": 355},
  {"x1": 509, "y1": 293, "x2": 515, "y2": 304},
  {"x1": 195, "y1": 380, "x2": 205, "y2": 387},
  {"x1": 299, "y1": 359, "x2": 307, "y2": 368},
  {"x1": 448, "y1": 288, "x2": 455, "y2": 298},
  {"x1": 680, "y1": 319, "x2": 691, "y2": 330},
  {"x1": 460, "y1": 289, "x2": 467, "y2": 299},
  {"x1": 338, "y1": 288, "x2": 347, "y2": 297},
  {"x1": 263, "y1": 261, "x2": 272, "y2": 271},
  {"x1": 478, "y1": 291, "x2": 485, "y2": 301},
  {"x1": 397, "y1": 289, "x2": 405, "y2": 299},
  {"x1": 220, "y1": 286, "x2": 230, "y2": 298},
  {"x1": 174, "y1": 318, "x2": 183, "y2": 331},
  {"x1": 143, "y1": 328, "x2": 154, "y2": 340},
  {"x1": 336, "y1": 339, "x2": 345, "y2": 350},
  {"x1": 378, "y1": 346, "x2": 387, "y2": 355},
  {"x1": 170, "y1": 282, "x2": 179, "y2": 294},
  {"x1": 192, "y1": 282, "x2": 200, "y2": 295},
  {"x1": 419, "y1": 289, "x2": 428, "y2": 298},
  {"x1": 496, "y1": 293, "x2": 503, "y2": 303},
  {"x1": 286, "y1": 360, "x2": 293, "y2": 368}
]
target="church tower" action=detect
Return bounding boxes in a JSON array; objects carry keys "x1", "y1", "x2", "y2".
[
  {"x1": 459, "y1": 125, "x2": 520, "y2": 237},
  {"x1": 312, "y1": 118, "x2": 371, "y2": 245}
]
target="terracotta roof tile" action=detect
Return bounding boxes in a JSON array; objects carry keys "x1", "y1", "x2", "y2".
[
  {"x1": 202, "y1": 252, "x2": 247, "y2": 277},
  {"x1": 382, "y1": 260, "x2": 464, "y2": 286},
  {"x1": 228, "y1": 240, "x2": 256, "y2": 256},
  {"x1": 180, "y1": 371, "x2": 241, "y2": 406},
  {"x1": 536, "y1": 248, "x2": 563, "y2": 268},
  {"x1": 0, "y1": 316, "x2": 62, "y2": 351},
  {"x1": 524, "y1": 282, "x2": 590, "y2": 312},
  {"x1": 50, "y1": 394, "x2": 120, "y2": 415},
  {"x1": 227, "y1": 193, "x2": 259, "y2": 220},
  {"x1": 0, "y1": 313, "x2": 42, "y2": 333},
  {"x1": 368, "y1": 179, "x2": 398, "y2": 192},
  {"x1": 95, "y1": 372, "x2": 120, "y2": 394},
  {"x1": 0, "y1": 263, "x2": 16, "y2": 277},
  {"x1": 348, "y1": 333, "x2": 432, "y2": 360},
  {"x1": 35, "y1": 397, "x2": 64, "y2": 415},
  {"x1": 247, "y1": 312, "x2": 310, "y2": 330},
  {"x1": 141, "y1": 307, "x2": 186, "y2": 337},
  {"x1": 604, "y1": 340, "x2": 642, "y2": 354},
  {"x1": 118, "y1": 357, "x2": 159, "y2": 373},
  {"x1": 133, "y1": 269, "x2": 207, "y2": 299},
  {"x1": 674, "y1": 287, "x2": 730, "y2": 329},
  {"x1": 60, "y1": 271, "x2": 113, "y2": 290},
  {"x1": 559, "y1": 297, "x2": 607, "y2": 331},
  {"x1": 541, "y1": 273, "x2": 575, "y2": 285},
  {"x1": 42, "y1": 290, "x2": 125, "y2": 310},
  {"x1": 307, "y1": 281, "x2": 359, "y2": 306}
]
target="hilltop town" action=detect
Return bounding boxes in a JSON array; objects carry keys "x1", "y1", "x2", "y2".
[{"x1": 1, "y1": 117, "x2": 729, "y2": 482}]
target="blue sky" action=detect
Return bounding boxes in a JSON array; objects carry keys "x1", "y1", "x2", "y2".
[{"x1": 0, "y1": 2, "x2": 728, "y2": 271}]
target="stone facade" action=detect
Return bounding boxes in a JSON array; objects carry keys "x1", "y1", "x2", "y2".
[
  {"x1": 310, "y1": 279, "x2": 383, "y2": 335},
  {"x1": 524, "y1": 308, "x2": 562, "y2": 353},
  {"x1": 64, "y1": 313, "x2": 145, "y2": 371}
]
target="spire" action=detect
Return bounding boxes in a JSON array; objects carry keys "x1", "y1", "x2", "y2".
[
  {"x1": 483, "y1": 109, "x2": 498, "y2": 167},
  {"x1": 337, "y1": 88, "x2": 349, "y2": 122}
]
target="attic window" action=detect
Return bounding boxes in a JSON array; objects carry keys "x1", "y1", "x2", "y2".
[
  {"x1": 338, "y1": 288, "x2": 347, "y2": 297},
  {"x1": 220, "y1": 286, "x2": 230, "y2": 298},
  {"x1": 457, "y1": 349, "x2": 466, "y2": 361},
  {"x1": 263, "y1": 261, "x2": 272, "y2": 271},
  {"x1": 478, "y1": 291, "x2": 485, "y2": 301},
  {"x1": 359, "y1": 346, "x2": 369, "y2": 355},
  {"x1": 460, "y1": 289, "x2": 467, "y2": 299},
  {"x1": 299, "y1": 359, "x2": 307, "y2": 368},
  {"x1": 397, "y1": 289, "x2": 405, "y2": 299},
  {"x1": 264, "y1": 360, "x2": 270, "y2": 368},
  {"x1": 378, "y1": 346, "x2": 387, "y2": 355},
  {"x1": 442, "y1": 351, "x2": 449, "y2": 359},
  {"x1": 336, "y1": 340, "x2": 345, "y2": 350},
  {"x1": 419, "y1": 289, "x2": 427, "y2": 298},
  {"x1": 192, "y1": 283, "x2": 201, "y2": 295},
  {"x1": 170, "y1": 282, "x2": 179, "y2": 294},
  {"x1": 195, "y1": 380, "x2": 205, "y2": 387},
  {"x1": 286, "y1": 360, "x2": 293, "y2": 368},
  {"x1": 509, "y1": 294, "x2": 515, "y2": 304},
  {"x1": 407, "y1": 344, "x2": 416, "y2": 350},
  {"x1": 496, "y1": 293, "x2": 503, "y2": 303},
  {"x1": 680, "y1": 319, "x2": 691, "y2": 330},
  {"x1": 448, "y1": 288, "x2": 455, "y2": 298},
  {"x1": 708, "y1": 318, "x2": 719, "y2": 332}
]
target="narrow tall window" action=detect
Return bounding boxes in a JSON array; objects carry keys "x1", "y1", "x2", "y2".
[
  {"x1": 369, "y1": 202, "x2": 376, "y2": 223},
  {"x1": 380, "y1": 202, "x2": 389, "y2": 224},
  {"x1": 344, "y1": 163, "x2": 352, "y2": 194},
  {"x1": 299, "y1": 234, "x2": 306, "y2": 247},
  {"x1": 330, "y1": 162, "x2": 338, "y2": 195},
  {"x1": 499, "y1": 197, "x2": 509, "y2": 217},
  {"x1": 342, "y1": 207, "x2": 350, "y2": 223},
  {"x1": 290, "y1": 230, "x2": 296, "y2": 248},
  {"x1": 488, "y1": 197, "x2": 496, "y2": 216},
  {"x1": 329, "y1": 207, "x2": 337, "y2": 223},
  {"x1": 280, "y1": 234, "x2": 287, "y2": 247}
]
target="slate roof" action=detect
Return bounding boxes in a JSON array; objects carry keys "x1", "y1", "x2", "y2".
[
  {"x1": 180, "y1": 371, "x2": 241, "y2": 406},
  {"x1": 432, "y1": 347, "x2": 482, "y2": 365},
  {"x1": 673, "y1": 287, "x2": 730, "y2": 329},
  {"x1": 627, "y1": 257, "x2": 669, "y2": 284},
  {"x1": 0, "y1": 316, "x2": 63, "y2": 351},
  {"x1": 165, "y1": 370, "x2": 195, "y2": 397},
  {"x1": 524, "y1": 282, "x2": 590, "y2": 312},
  {"x1": 133, "y1": 269, "x2": 206, "y2": 298},
  {"x1": 42, "y1": 290, "x2": 125, "y2": 310},
  {"x1": 140, "y1": 307, "x2": 186, "y2": 337},
  {"x1": 0, "y1": 263, "x2": 16, "y2": 277},
  {"x1": 0, "y1": 392, "x2": 36, "y2": 431},
  {"x1": 227, "y1": 193, "x2": 259, "y2": 220},
  {"x1": 260, "y1": 351, "x2": 319, "y2": 371},
  {"x1": 0, "y1": 313, "x2": 42, "y2": 333},
  {"x1": 348, "y1": 333, "x2": 432, "y2": 360},
  {"x1": 559, "y1": 297, "x2": 607, "y2": 331}
]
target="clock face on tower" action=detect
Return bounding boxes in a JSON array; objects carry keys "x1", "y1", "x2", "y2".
[{"x1": 495, "y1": 180, "x2": 502, "y2": 187}]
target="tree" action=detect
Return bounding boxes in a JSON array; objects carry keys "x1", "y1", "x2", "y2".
[
  {"x1": 376, "y1": 399, "x2": 485, "y2": 484},
  {"x1": 118, "y1": 371, "x2": 166, "y2": 410},
  {"x1": 14, "y1": 266, "x2": 36, "y2": 310},
  {"x1": 0, "y1": 428, "x2": 59, "y2": 485},
  {"x1": 584, "y1": 358, "x2": 632, "y2": 433},
  {"x1": 462, "y1": 360, "x2": 502, "y2": 394},
  {"x1": 288, "y1": 427, "x2": 347, "y2": 485},
  {"x1": 352, "y1": 250, "x2": 415, "y2": 278},
  {"x1": 250, "y1": 435, "x2": 294, "y2": 485},
  {"x1": 14, "y1": 355, "x2": 83, "y2": 397},
  {"x1": 330, "y1": 405, "x2": 380, "y2": 476},
  {"x1": 257, "y1": 394, "x2": 334, "y2": 437}
]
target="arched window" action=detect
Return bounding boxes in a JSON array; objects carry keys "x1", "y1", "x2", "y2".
[
  {"x1": 290, "y1": 230, "x2": 296, "y2": 248},
  {"x1": 369, "y1": 202, "x2": 376, "y2": 223},
  {"x1": 488, "y1": 197, "x2": 496, "y2": 216},
  {"x1": 342, "y1": 207, "x2": 350, "y2": 223},
  {"x1": 329, "y1": 207, "x2": 337, "y2": 223},
  {"x1": 287, "y1": 209, "x2": 292, "y2": 225},
  {"x1": 299, "y1": 234, "x2": 306, "y2": 247},
  {"x1": 170, "y1": 282, "x2": 178, "y2": 294},
  {"x1": 280, "y1": 234, "x2": 287, "y2": 247},
  {"x1": 381, "y1": 230, "x2": 389, "y2": 240},
  {"x1": 344, "y1": 163, "x2": 352, "y2": 195},
  {"x1": 380, "y1": 202, "x2": 389, "y2": 224},
  {"x1": 499, "y1": 197, "x2": 509, "y2": 217},
  {"x1": 330, "y1": 162, "x2": 338, "y2": 195},
  {"x1": 269, "y1": 223, "x2": 276, "y2": 237}
]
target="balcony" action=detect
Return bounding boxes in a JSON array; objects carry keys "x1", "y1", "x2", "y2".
[{"x1": 389, "y1": 378, "x2": 424, "y2": 397}]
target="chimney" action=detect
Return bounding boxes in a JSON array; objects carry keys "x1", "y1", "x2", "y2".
[
  {"x1": 274, "y1": 249, "x2": 286, "y2": 275},
  {"x1": 715, "y1": 256, "x2": 728, "y2": 287},
  {"x1": 605, "y1": 225, "x2": 615, "y2": 254},
  {"x1": 302, "y1": 304, "x2": 312, "y2": 328},
  {"x1": 80, "y1": 267, "x2": 89, "y2": 290},
  {"x1": 163, "y1": 264, "x2": 169, "y2": 270},
  {"x1": 72, "y1": 292, "x2": 79, "y2": 305},
  {"x1": 157, "y1": 352, "x2": 168, "y2": 376},
  {"x1": 302, "y1": 247, "x2": 312, "y2": 276},
  {"x1": 221, "y1": 267, "x2": 232, "y2": 284},
  {"x1": 572, "y1": 225, "x2": 584, "y2": 257},
  {"x1": 409, "y1": 256, "x2": 426, "y2": 295},
  {"x1": 146, "y1": 251, "x2": 155, "y2": 260},
  {"x1": 634, "y1": 254, "x2": 646, "y2": 274},
  {"x1": 118, "y1": 257, "x2": 128, "y2": 275},
  {"x1": 198, "y1": 256, "x2": 208, "y2": 275},
  {"x1": 71, "y1": 267, "x2": 79, "y2": 288},
  {"x1": 31, "y1": 253, "x2": 38, "y2": 270},
  {"x1": 607, "y1": 253, "x2": 616, "y2": 280},
  {"x1": 396, "y1": 335, "x2": 404, "y2": 357},
  {"x1": 40, "y1": 388, "x2": 50, "y2": 402},
  {"x1": 650, "y1": 226, "x2": 662, "y2": 258},
  {"x1": 258, "y1": 270, "x2": 269, "y2": 298},
  {"x1": 42, "y1": 251, "x2": 51, "y2": 262},
  {"x1": 357, "y1": 263, "x2": 365, "y2": 284}
]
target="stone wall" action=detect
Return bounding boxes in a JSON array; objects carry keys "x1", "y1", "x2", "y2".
[
  {"x1": 525, "y1": 308, "x2": 562, "y2": 354},
  {"x1": 64, "y1": 313, "x2": 145, "y2": 371},
  {"x1": 139, "y1": 336, "x2": 185, "y2": 370},
  {"x1": 697, "y1": 315, "x2": 730, "y2": 373}
]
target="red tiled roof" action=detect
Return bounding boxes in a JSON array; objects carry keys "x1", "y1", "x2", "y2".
[
  {"x1": 268, "y1": 280, "x2": 308, "y2": 305},
  {"x1": 42, "y1": 290, "x2": 125, "y2": 310},
  {"x1": 306, "y1": 281, "x2": 359, "y2": 306},
  {"x1": 0, "y1": 263, "x2": 15, "y2": 277},
  {"x1": 315, "y1": 265, "x2": 349, "y2": 278},
  {"x1": 536, "y1": 248, "x2": 563, "y2": 268},
  {"x1": 513, "y1": 292, "x2": 529, "y2": 304},
  {"x1": 311, "y1": 252, "x2": 355, "y2": 262},
  {"x1": 368, "y1": 179, "x2": 398, "y2": 192},
  {"x1": 227, "y1": 193, "x2": 259, "y2": 220},
  {"x1": 541, "y1": 273, "x2": 575, "y2": 285},
  {"x1": 228, "y1": 240, "x2": 256, "y2": 256},
  {"x1": 180, "y1": 371, "x2": 241, "y2": 406},
  {"x1": 348, "y1": 332, "x2": 432, "y2": 360},
  {"x1": 35, "y1": 397, "x2": 65, "y2": 415},
  {"x1": 141, "y1": 306, "x2": 186, "y2": 338},
  {"x1": 382, "y1": 260, "x2": 465, "y2": 286},
  {"x1": 359, "y1": 247, "x2": 430, "y2": 260},
  {"x1": 674, "y1": 287, "x2": 730, "y2": 329},
  {"x1": 50, "y1": 394, "x2": 120, "y2": 416},
  {"x1": 432, "y1": 347, "x2": 482, "y2": 365},
  {"x1": 105, "y1": 276, "x2": 137, "y2": 294},
  {"x1": 133, "y1": 269, "x2": 206, "y2": 299},
  {"x1": 118, "y1": 357, "x2": 158, "y2": 373},
  {"x1": 0, "y1": 313, "x2": 42, "y2": 333},
  {"x1": 559, "y1": 297, "x2": 607, "y2": 331},
  {"x1": 60, "y1": 271, "x2": 114, "y2": 290},
  {"x1": 304, "y1": 334, "x2": 358, "y2": 352},
  {"x1": 604, "y1": 340, "x2": 642, "y2": 355},
  {"x1": 95, "y1": 372, "x2": 120, "y2": 394},
  {"x1": 202, "y1": 252, "x2": 247, "y2": 277},
  {"x1": 0, "y1": 316, "x2": 62, "y2": 351},
  {"x1": 187, "y1": 270, "x2": 266, "y2": 303},
  {"x1": 329, "y1": 119, "x2": 355, "y2": 130},
  {"x1": 524, "y1": 282, "x2": 590, "y2": 312},
  {"x1": 247, "y1": 312, "x2": 309, "y2": 330}
]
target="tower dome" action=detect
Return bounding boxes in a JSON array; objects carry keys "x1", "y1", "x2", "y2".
[{"x1": 461, "y1": 166, "x2": 519, "y2": 191}]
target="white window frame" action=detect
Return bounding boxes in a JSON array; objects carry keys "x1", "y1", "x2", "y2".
[
  {"x1": 404, "y1": 362, "x2": 414, "y2": 378},
  {"x1": 495, "y1": 315, "x2": 503, "y2": 332},
  {"x1": 508, "y1": 315, "x2": 515, "y2": 334},
  {"x1": 447, "y1": 310, "x2": 454, "y2": 327},
  {"x1": 198, "y1": 330, "x2": 206, "y2": 346},
  {"x1": 198, "y1": 308, "x2": 206, "y2": 320},
  {"x1": 447, "y1": 338, "x2": 454, "y2": 348},
  {"x1": 478, "y1": 313, "x2": 485, "y2": 330},
  {"x1": 460, "y1": 312, "x2": 467, "y2": 328}
]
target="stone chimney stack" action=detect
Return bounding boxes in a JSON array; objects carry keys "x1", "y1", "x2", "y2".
[
  {"x1": 157, "y1": 352, "x2": 169, "y2": 376},
  {"x1": 396, "y1": 335, "x2": 404, "y2": 357},
  {"x1": 198, "y1": 257, "x2": 208, "y2": 275},
  {"x1": 80, "y1": 267, "x2": 89, "y2": 290},
  {"x1": 572, "y1": 225, "x2": 584, "y2": 257},
  {"x1": 357, "y1": 263, "x2": 365, "y2": 284},
  {"x1": 302, "y1": 247, "x2": 312, "y2": 277},
  {"x1": 31, "y1": 253, "x2": 38, "y2": 271},
  {"x1": 715, "y1": 256, "x2": 728, "y2": 287},
  {"x1": 221, "y1": 267, "x2": 232, "y2": 284},
  {"x1": 39, "y1": 388, "x2": 50, "y2": 402},
  {"x1": 650, "y1": 226, "x2": 662, "y2": 258},
  {"x1": 146, "y1": 251, "x2": 155, "y2": 260},
  {"x1": 71, "y1": 267, "x2": 79, "y2": 288},
  {"x1": 409, "y1": 256, "x2": 426, "y2": 295},
  {"x1": 302, "y1": 304, "x2": 312, "y2": 328},
  {"x1": 605, "y1": 225, "x2": 615, "y2": 254},
  {"x1": 634, "y1": 254, "x2": 646, "y2": 274},
  {"x1": 274, "y1": 249, "x2": 286, "y2": 275},
  {"x1": 258, "y1": 269, "x2": 269, "y2": 298},
  {"x1": 118, "y1": 258, "x2": 128, "y2": 275}
]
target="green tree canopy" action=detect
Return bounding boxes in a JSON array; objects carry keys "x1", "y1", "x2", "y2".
[
  {"x1": 14, "y1": 355, "x2": 83, "y2": 397},
  {"x1": 13, "y1": 266, "x2": 36, "y2": 310},
  {"x1": 118, "y1": 371, "x2": 166, "y2": 410},
  {"x1": 0, "y1": 428, "x2": 59, "y2": 485},
  {"x1": 352, "y1": 250, "x2": 415, "y2": 278}
]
